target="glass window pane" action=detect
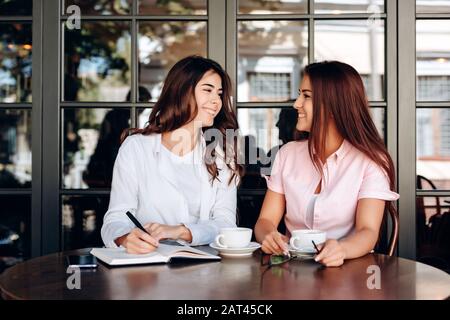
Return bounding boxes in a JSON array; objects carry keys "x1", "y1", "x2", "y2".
[
  {"x1": 417, "y1": 0, "x2": 450, "y2": 13},
  {"x1": 238, "y1": 21, "x2": 308, "y2": 102},
  {"x1": 64, "y1": 0, "x2": 132, "y2": 15},
  {"x1": 63, "y1": 21, "x2": 131, "y2": 102},
  {"x1": 0, "y1": 23, "x2": 32, "y2": 103},
  {"x1": 238, "y1": 0, "x2": 307, "y2": 14},
  {"x1": 238, "y1": 107, "x2": 303, "y2": 187},
  {"x1": 238, "y1": 108, "x2": 282, "y2": 176},
  {"x1": 417, "y1": 109, "x2": 450, "y2": 190},
  {"x1": 138, "y1": 21, "x2": 207, "y2": 102},
  {"x1": 416, "y1": 20, "x2": 450, "y2": 102},
  {"x1": 138, "y1": 108, "x2": 152, "y2": 128},
  {"x1": 314, "y1": 0, "x2": 384, "y2": 14},
  {"x1": 315, "y1": 20, "x2": 385, "y2": 101},
  {"x1": 62, "y1": 195, "x2": 109, "y2": 250},
  {"x1": 0, "y1": 109, "x2": 31, "y2": 188},
  {"x1": 369, "y1": 107, "x2": 385, "y2": 140},
  {"x1": 62, "y1": 108, "x2": 131, "y2": 189},
  {"x1": 0, "y1": 195, "x2": 30, "y2": 272},
  {"x1": 417, "y1": 196, "x2": 450, "y2": 273},
  {"x1": 0, "y1": 0, "x2": 32, "y2": 15},
  {"x1": 139, "y1": 0, "x2": 207, "y2": 15}
]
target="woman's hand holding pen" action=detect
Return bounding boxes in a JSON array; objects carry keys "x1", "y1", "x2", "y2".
[
  {"x1": 116, "y1": 228, "x2": 159, "y2": 254},
  {"x1": 314, "y1": 239, "x2": 347, "y2": 267},
  {"x1": 146, "y1": 223, "x2": 193, "y2": 243}
]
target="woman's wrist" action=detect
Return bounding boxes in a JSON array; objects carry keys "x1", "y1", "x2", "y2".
[{"x1": 177, "y1": 225, "x2": 193, "y2": 242}]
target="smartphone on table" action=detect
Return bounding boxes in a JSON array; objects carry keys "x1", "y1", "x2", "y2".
[{"x1": 66, "y1": 255, "x2": 98, "y2": 268}]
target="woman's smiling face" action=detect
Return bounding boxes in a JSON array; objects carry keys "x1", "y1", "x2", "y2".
[
  {"x1": 293, "y1": 75, "x2": 313, "y2": 132},
  {"x1": 192, "y1": 70, "x2": 223, "y2": 127}
]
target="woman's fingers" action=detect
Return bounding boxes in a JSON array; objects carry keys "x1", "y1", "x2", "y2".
[
  {"x1": 262, "y1": 235, "x2": 280, "y2": 254},
  {"x1": 321, "y1": 252, "x2": 345, "y2": 266},
  {"x1": 321, "y1": 256, "x2": 345, "y2": 267},
  {"x1": 137, "y1": 230, "x2": 159, "y2": 247},
  {"x1": 147, "y1": 223, "x2": 160, "y2": 234},
  {"x1": 273, "y1": 234, "x2": 289, "y2": 254},
  {"x1": 261, "y1": 242, "x2": 274, "y2": 254},
  {"x1": 264, "y1": 234, "x2": 285, "y2": 255}
]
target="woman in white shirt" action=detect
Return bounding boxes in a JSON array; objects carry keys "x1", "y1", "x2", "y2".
[{"x1": 101, "y1": 56, "x2": 243, "y2": 254}]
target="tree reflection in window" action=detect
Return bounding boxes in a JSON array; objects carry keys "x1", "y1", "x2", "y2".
[
  {"x1": 64, "y1": 0, "x2": 132, "y2": 15},
  {"x1": 63, "y1": 21, "x2": 131, "y2": 102},
  {"x1": 0, "y1": 23, "x2": 32, "y2": 103}
]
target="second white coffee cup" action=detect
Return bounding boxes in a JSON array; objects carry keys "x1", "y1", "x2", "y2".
[
  {"x1": 289, "y1": 229, "x2": 327, "y2": 252},
  {"x1": 214, "y1": 227, "x2": 252, "y2": 248}
]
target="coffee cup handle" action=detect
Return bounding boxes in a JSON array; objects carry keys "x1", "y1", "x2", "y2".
[
  {"x1": 289, "y1": 236, "x2": 300, "y2": 250},
  {"x1": 215, "y1": 235, "x2": 227, "y2": 248}
]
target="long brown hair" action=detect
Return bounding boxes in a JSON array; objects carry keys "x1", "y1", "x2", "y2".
[
  {"x1": 121, "y1": 55, "x2": 243, "y2": 184},
  {"x1": 303, "y1": 61, "x2": 397, "y2": 233}
]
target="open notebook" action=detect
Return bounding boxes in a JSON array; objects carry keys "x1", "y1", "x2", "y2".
[{"x1": 90, "y1": 242, "x2": 220, "y2": 266}]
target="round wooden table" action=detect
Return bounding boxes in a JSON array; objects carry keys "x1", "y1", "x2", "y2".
[{"x1": 1, "y1": 247, "x2": 449, "y2": 300}]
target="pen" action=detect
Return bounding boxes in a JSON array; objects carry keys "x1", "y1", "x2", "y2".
[
  {"x1": 125, "y1": 211, "x2": 151, "y2": 235},
  {"x1": 312, "y1": 240, "x2": 322, "y2": 255}
]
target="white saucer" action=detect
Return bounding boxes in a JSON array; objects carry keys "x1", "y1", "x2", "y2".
[
  {"x1": 288, "y1": 245, "x2": 317, "y2": 257},
  {"x1": 209, "y1": 242, "x2": 261, "y2": 257}
]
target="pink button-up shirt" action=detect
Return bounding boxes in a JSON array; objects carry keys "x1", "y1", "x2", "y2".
[{"x1": 267, "y1": 140, "x2": 399, "y2": 240}]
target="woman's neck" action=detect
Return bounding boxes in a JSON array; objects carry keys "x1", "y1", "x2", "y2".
[
  {"x1": 322, "y1": 123, "x2": 344, "y2": 162},
  {"x1": 162, "y1": 121, "x2": 201, "y2": 156}
]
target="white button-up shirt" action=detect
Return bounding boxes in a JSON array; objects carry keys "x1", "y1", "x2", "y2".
[{"x1": 101, "y1": 133, "x2": 238, "y2": 247}]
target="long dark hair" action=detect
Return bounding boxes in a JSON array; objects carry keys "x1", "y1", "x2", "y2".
[
  {"x1": 121, "y1": 55, "x2": 243, "y2": 184},
  {"x1": 303, "y1": 61, "x2": 397, "y2": 234}
]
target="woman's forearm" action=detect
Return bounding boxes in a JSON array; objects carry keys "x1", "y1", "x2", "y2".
[
  {"x1": 339, "y1": 228, "x2": 379, "y2": 260},
  {"x1": 255, "y1": 218, "x2": 278, "y2": 243}
]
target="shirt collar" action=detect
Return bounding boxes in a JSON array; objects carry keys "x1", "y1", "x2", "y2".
[
  {"x1": 332, "y1": 139, "x2": 351, "y2": 162},
  {"x1": 154, "y1": 131, "x2": 206, "y2": 154}
]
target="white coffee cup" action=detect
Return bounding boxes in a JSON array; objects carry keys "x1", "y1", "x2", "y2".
[
  {"x1": 289, "y1": 229, "x2": 327, "y2": 252},
  {"x1": 214, "y1": 227, "x2": 252, "y2": 249}
]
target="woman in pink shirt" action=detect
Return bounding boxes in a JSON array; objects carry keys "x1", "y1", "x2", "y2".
[{"x1": 255, "y1": 61, "x2": 399, "y2": 267}]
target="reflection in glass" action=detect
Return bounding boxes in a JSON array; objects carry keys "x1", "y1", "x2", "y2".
[
  {"x1": 315, "y1": 0, "x2": 384, "y2": 14},
  {"x1": 0, "y1": 23, "x2": 32, "y2": 103},
  {"x1": 417, "y1": 109, "x2": 450, "y2": 190},
  {"x1": 138, "y1": 108, "x2": 152, "y2": 128},
  {"x1": 0, "y1": 195, "x2": 30, "y2": 272},
  {"x1": 417, "y1": 0, "x2": 450, "y2": 13},
  {"x1": 139, "y1": 0, "x2": 207, "y2": 15},
  {"x1": 138, "y1": 21, "x2": 207, "y2": 102},
  {"x1": 0, "y1": 109, "x2": 31, "y2": 188},
  {"x1": 416, "y1": 20, "x2": 450, "y2": 101},
  {"x1": 238, "y1": 108, "x2": 282, "y2": 161},
  {"x1": 238, "y1": 21, "x2": 308, "y2": 102},
  {"x1": 315, "y1": 20, "x2": 385, "y2": 101},
  {"x1": 64, "y1": 0, "x2": 131, "y2": 15},
  {"x1": 62, "y1": 108, "x2": 130, "y2": 189},
  {"x1": 238, "y1": 0, "x2": 307, "y2": 14},
  {"x1": 369, "y1": 107, "x2": 385, "y2": 140},
  {"x1": 63, "y1": 21, "x2": 131, "y2": 102},
  {"x1": 62, "y1": 195, "x2": 109, "y2": 250},
  {"x1": 416, "y1": 196, "x2": 450, "y2": 273},
  {"x1": 0, "y1": 0, "x2": 32, "y2": 15}
]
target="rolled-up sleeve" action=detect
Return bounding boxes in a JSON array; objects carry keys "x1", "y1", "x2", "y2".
[
  {"x1": 266, "y1": 147, "x2": 285, "y2": 194},
  {"x1": 101, "y1": 137, "x2": 138, "y2": 248},
  {"x1": 184, "y1": 167, "x2": 238, "y2": 246},
  {"x1": 358, "y1": 161, "x2": 399, "y2": 201}
]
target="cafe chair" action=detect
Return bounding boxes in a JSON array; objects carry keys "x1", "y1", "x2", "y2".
[{"x1": 416, "y1": 175, "x2": 450, "y2": 272}]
